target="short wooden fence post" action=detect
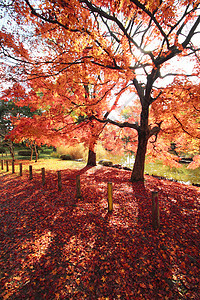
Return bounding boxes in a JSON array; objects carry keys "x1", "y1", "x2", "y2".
[
  {"x1": 152, "y1": 191, "x2": 160, "y2": 230},
  {"x1": 19, "y1": 163, "x2": 22, "y2": 176},
  {"x1": 107, "y1": 182, "x2": 113, "y2": 212},
  {"x1": 29, "y1": 165, "x2": 33, "y2": 180},
  {"x1": 6, "y1": 160, "x2": 9, "y2": 172},
  {"x1": 76, "y1": 175, "x2": 82, "y2": 199},
  {"x1": 42, "y1": 168, "x2": 45, "y2": 186},
  {"x1": 57, "y1": 171, "x2": 62, "y2": 191},
  {"x1": 1, "y1": 160, "x2": 4, "y2": 170},
  {"x1": 12, "y1": 160, "x2": 15, "y2": 174}
]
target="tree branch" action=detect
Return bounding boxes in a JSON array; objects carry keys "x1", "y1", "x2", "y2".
[
  {"x1": 25, "y1": 0, "x2": 80, "y2": 33},
  {"x1": 182, "y1": 15, "x2": 200, "y2": 48},
  {"x1": 90, "y1": 115, "x2": 139, "y2": 131},
  {"x1": 173, "y1": 114, "x2": 200, "y2": 139},
  {"x1": 80, "y1": 0, "x2": 155, "y2": 61}
]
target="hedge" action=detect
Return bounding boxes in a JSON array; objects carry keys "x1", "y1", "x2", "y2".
[
  {"x1": 18, "y1": 150, "x2": 35, "y2": 156},
  {"x1": 60, "y1": 154, "x2": 72, "y2": 160},
  {"x1": 0, "y1": 147, "x2": 6, "y2": 153}
]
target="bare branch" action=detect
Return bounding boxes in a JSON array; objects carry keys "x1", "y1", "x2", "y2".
[{"x1": 182, "y1": 15, "x2": 200, "y2": 48}]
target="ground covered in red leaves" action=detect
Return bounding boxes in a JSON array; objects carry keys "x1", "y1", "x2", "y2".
[{"x1": 0, "y1": 165, "x2": 199, "y2": 299}]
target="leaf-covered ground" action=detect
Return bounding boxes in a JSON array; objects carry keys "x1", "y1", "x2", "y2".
[{"x1": 0, "y1": 165, "x2": 199, "y2": 299}]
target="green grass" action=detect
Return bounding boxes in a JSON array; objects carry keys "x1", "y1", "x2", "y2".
[
  {"x1": 1, "y1": 149, "x2": 199, "y2": 185},
  {"x1": 0, "y1": 158, "x2": 86, "y2": 174}
]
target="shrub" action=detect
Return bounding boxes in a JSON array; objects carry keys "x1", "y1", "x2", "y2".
[
  {"x1": 96, "y1": 144, "x2": 110, "y2": 160},
  {"x1": 51, "y1": 152, "x2": 60, "y2": 158},
  {"x1": 18, "y1": 150, "x2": 35, "y2": 156},
  {"x1": 42, "y1": 148, "x2": 53, "y2": 154},
  {"x1": 0, "y1": 147, "x2": 6, "y2": 153},
  {"x1": 98, "y1": 159, "x2": 113, "y2": 167},
  {"x1": 57, "y1": 144, "x2": 86, "y2": 160},
  {"x1": 60, "y1": 154, "x2": 72, "y2": 160}
]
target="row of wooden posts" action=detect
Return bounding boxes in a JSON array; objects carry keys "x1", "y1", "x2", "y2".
[
  {"x1": 1, "y1": 159, "x2": 65, "y2": 189},
  {"x1": 1, "y1": 159, "x2": 160, "y2": 230}
]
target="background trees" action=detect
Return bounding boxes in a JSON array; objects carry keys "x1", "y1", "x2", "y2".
[
  {"x1": 0, "y1": 0, "x2": 200, "y2": 180},
  {"x1": 0, "y1": 99, "x2": 16, "y2": 158},
  {"x1": 0, "y1": 93, "x2": 39, "y2": 159}
]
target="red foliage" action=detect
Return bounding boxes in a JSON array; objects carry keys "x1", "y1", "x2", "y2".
[{"x1": 0, "y1": 166, "x2": 199, "y2": 299}]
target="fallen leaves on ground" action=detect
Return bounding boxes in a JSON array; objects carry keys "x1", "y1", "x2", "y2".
[{"x1": 0, "y1": 165, "x2": 199, "y2": 299}]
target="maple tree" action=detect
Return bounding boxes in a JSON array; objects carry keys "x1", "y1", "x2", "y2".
[
  {"x1": 150, "y1": 78, "x2": 200, "y2": 166},
  {"x1": 0, "y1": 0, "x2": 200, "y2": 180},
  {"x1": 4, "y1": 77, "x2": 121, "y2": 165}
]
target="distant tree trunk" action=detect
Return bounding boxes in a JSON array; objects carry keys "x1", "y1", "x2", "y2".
[
  {"x1": 30, "y1": 145, "x2": 33, "y2": 161},
  {"x1": 34, "y1": 144, "x2": 38, "y2": 162},
  {"x1": 8, "y1": 140, "x2": 15, "y2": 161},
  {"x1": 87, "y1": 149, "x2": 96, "y2": 166}
]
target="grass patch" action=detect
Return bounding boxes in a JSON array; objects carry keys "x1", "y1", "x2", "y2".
[{"x1": 0, "y1": 158, "x2": 86, "y2": 175}]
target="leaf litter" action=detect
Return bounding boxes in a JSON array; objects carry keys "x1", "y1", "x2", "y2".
[{"x1": 0, "y1": 166, "x2": 199, "y2": 299}]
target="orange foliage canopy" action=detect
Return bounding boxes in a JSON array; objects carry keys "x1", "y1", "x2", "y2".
[{"x1": 0, "y1": 0, "x2": 200, "y2": 179}]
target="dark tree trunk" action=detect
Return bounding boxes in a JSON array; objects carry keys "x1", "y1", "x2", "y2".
[
  {"x1": 131, "y1": 130, "x2": 149, "y2": 181},
  {"x1": 87, "y1": 149, "x2": 96, "y2": 166},
  {"x1": 30, "y1": 146, "x2": 33, "y2": 161},
  {"x1": 131, "y1": 105, "x2": 150, "y2": 182},
  {"x1": 8, "y1": 140, "x2": 15, "y2": 161},
  {"x1": 34, "y1": 144, "x2": 38, "y2": 162}
]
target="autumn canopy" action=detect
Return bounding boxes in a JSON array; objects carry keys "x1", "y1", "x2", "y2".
[{"x1": 0, "y1": 0, "x2": 200, "y2": 180}]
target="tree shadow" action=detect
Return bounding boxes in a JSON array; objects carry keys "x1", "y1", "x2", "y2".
[{"x1": 1, "y1": 167, "x2": 199, "y2": 299}]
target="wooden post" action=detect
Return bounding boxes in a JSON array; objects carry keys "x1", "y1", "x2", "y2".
[
  {"x1": 41, "y1": 167, "x2": 45, "y2": 186},
  {"x1": 152, "y1": 191, "x2": 160, "y2": 230},
  {"x1": 6, "y1": 160, "x2": 9, "y2": 172},
  {"x1": 19, "y1": 163, "x2": 22, "y2": 176},
  {"x1": 107, "y1": 182, "x2": 113, "y2": 212},
  {"x1": 29, "y1": 165, "x2": 33, "y2": 180},
  {"x1": 57, "y1": 170, "x2": 62, "y2": 191},
  {"x1": 76, "y1": 175, "x2": 82, "y2": 199},
  {"x1": 1, "y1": 160, "x2": 4, "y2": 170},
  {"x1": 12, "y1": 160, "x2": 15, "y2": 174}
]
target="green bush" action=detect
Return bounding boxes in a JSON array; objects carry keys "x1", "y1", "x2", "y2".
[
  {"x1": 60, "y1": 154, "x2": 72, "y2": 160},
  {"x1": 0, "y1": 147, "x2": 6, "y2": 153},
  {"x1": 18, "y1": 150, "x2": 35, "y2": 156},
  {"x1": 57, "y1": 144, "x2": 86, "y2": 160},
  {"x1": 98, "y1": 159, "x2": 113, "y2": 167},
  {"x1": 43, "y1": 149, "x2": 53, "y2": 154},
  {"x1": 51, "y1": 152, "x2": 60, "y2": 158}
]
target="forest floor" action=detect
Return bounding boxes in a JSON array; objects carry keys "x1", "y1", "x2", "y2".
[{"x1": 0, "y1": 162, "x2": 199, "y2": 300}]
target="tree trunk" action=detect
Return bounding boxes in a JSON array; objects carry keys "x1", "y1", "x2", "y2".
[
  {"x1": 131, "y1": 105, "x2": 150, "y2": 182},
  {"x1": 131, "y1": 131, "x2": 149, "y2": 181},
  {"x1": 34, "y1": 144, "x2": 38, "y2": 162},
  {"x1": 87, "y1": 149, "x2": 96, "y2": 166},
  {"x1": 30, "y1": 146, "x2": 33, "y2": 161},
  {"x1": 8, "y1": 140, "x2": 15, "y2": 161}
]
